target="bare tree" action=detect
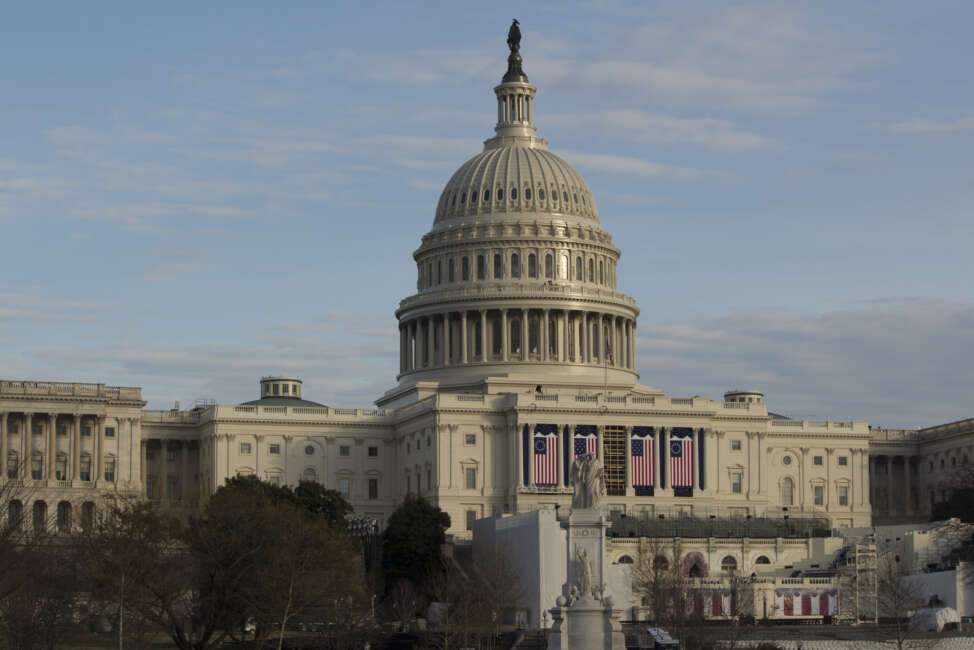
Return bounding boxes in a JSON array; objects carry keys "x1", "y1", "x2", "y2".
[
  {"x1": 630, "y1": 539, "x2": 708, "y2": 649},
  {"x1": 875, "y1": 554, "x2": 938, "y2": 650}
]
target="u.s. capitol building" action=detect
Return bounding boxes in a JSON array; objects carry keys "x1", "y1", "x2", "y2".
[{"x1": 1, "y1": 34, "x2": 969, "y2": 537}]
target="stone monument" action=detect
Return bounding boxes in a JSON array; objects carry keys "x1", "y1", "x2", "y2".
[{"x1": 547, "y1": 454, "x2": 627, "y2": 650}]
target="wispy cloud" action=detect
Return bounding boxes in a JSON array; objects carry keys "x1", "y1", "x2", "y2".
[
  {"x1": 889, "y1": 116, "x2": 974, "y2": 134},
  {"x1": 561, "y1": 151, "x2": 704, "y2": 179},
  {"x1": 638, "y1": 299, "x2": 974, "y2": 428},
  {"x1": 0, "y1": 292, "x2": 104, "y2": 324}
]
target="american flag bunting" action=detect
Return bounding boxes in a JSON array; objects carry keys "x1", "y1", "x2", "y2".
[{"x1": 669, "y1": 435, "x2": 694, "y2": 487}]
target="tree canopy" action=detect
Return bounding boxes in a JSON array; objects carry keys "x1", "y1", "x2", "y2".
[{"x1": 382, "y1": 494, "x2": 451, "y2": 589}]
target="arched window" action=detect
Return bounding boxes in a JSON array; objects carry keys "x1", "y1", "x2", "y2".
[
  {"x1": 538, "y1": 187, "x2": 546, "y2": 200},
  {"x1": 617, "y1": 555, "x2": 634, "y2": 564},
  {"x1": 588, "y1": 259, "x2": 594, "y2": 282},
  {"x1": 483, "y1": 189, "x2": 490, "y2": 202},
  {"x1": 31, "y1": 452, "x2": 43, "y2": 480},
  {"x1": 510, "y1": 187, "x2": 518, "y2": 200},
  {"x1": 781, "y1": 477, "x2": 794, "y2": 506},
  {"x1": 544, "y1": 254, "x2": 553, "y2": 279},
  {"x1": 448, "y1": 259, "x2": 455, "y2": 283},
  {"x1": 511, "y1": 319, "x2": 521, "y2": 355},
  {"x1": 7, "y1": 451, "x2": 18, "y2": 479},
  {"x1": 55, "y1": 453, "x2": 67, "y2": 480},
  {"x1": 104, "y1": 455, "x2": 116, "y2": 482},
  {"x1": 491, "y1": 319, "x2": 502, "y2": 356},
  {"x1": 477, "y1": 255, "x2": 486, "y2": 280},
  {"x1": 575, "y1": 257, "x2": 582, "y2": 281},
  {"x1": 755, "y1": 556, "x2": 771, "y2": 565},
  {"x1": 493, "y1": 253, "x2": 503, "y2": 279},
  {"x1": 81, "y1": 502, "x2": 95, "y2": 530},
  {"x1": 511, "y1": 253, "x2": 520, "y2": 278},
  {"x1": 599, "y1": 260, "x2": 605, "y2": 284},
  {"x1": 559, "y1": 254, "x2": 568, "y2": 280},
  {"x1": 528, "y1": 254, "x2": 537, "y2": 278},
  {"x1": 57, "y1": 501, "x2": 72, "y2": 533},
  {"x1": 497, "y1": 188, "x2": 504, "y2": 201},
  {"x1": 8, "y1": 500, "x2": 22, "y2": 529},
  {"x1": 80, "y1": 453, "x2": 92, "y2": 482},
  {"x1": 462, "y1": 257, "x2": 470, "y2": 281},
  {"x1": 525, "y1": 187, "x2": 532, "y2": 200},
  {"x1": 436, "y1": 260, "x2": 442, "y2": 284},
  {"x1": 474, "y1": 319, "x2": 482, "y2": 357},
  {"x1": 33, "y1": 501, "x2": 47, "y2": 532},
  {"x1": 721, "y1": 556, "x2": 738, "y2": 573},
  {"x1": 302, "y1": 468, "x2": 317, "y2": 482}
]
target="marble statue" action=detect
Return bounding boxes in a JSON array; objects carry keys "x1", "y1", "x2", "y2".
[
  {"x1": 569, "y1": 453, "x2": 604, "y2": 509},
  {"x1": 576, "y1": 546, "x2": 593, "y2": 596}
]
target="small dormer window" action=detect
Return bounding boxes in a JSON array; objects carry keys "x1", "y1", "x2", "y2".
[
  {"x1": 563, "y1": 191, "x2": 569, "y2": 202},
  {"x1": 573, "y1": 193, "x2": 578, "y2": 203},
  {"x1": 483, "y1": 189, "x2": 490, "y2": 202},
  {"x1": 497, "y1": 188, "x2": 504, "y2": 201},
  {"x1": 539, "y1": 188, "x2": 545, "y2": 200},
  {"x1": 510, "y1": 187, "x2": 518, "y2": 200},
  {"x1": 525, "y1": 188, "x2": 532, "y2": 200}
]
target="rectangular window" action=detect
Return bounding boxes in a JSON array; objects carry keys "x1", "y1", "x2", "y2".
[
  {"x1": 340, "y1": 445, "x2": 350, "y2": 457},
  {"x1": 368, "y1": 478, "x2": 378, "y2": 500},
  {"x1": 731, "y1": 440, "x2": 742, "y2": 451},
  {"x1": 8, "y1": 456, "x2": 18, "y2": 479},
  {"x1": 56, "y1": 456, "x2": 67, "y2": 480},
  {"x1": 82, "y1": 425, "x2": 92, "y2": 437},
  {"x1": 80, "y1": 457, "x2": 91, "y2": 482},
  {"x1": 32, "y1": 423, "x2": 42, "y2": 435},
  {"x1": 462, "y1": 257, "x2": 469, "y2": 281},
  {"x1": 268, "y1": 475, "x2": 281, "y2": 486},
  {"x1": 105, "y1": 426, "x2": 115, "y2": 438},
  {"x1": 466, "y1": 510, "x2": 476, "y2": 531},
  {"x1": 167, "y1": 450, "x2": 176, "y2": 462},
  {"x1": 731, "y1": 471, "x2": 743, "y2": 494},
  {"x1": 239, "y1": 443, "x2": 252, "y2": 455},
  {"x1": 465, "y1": 467, "x2": 477, "y2": 490},
  {"x1": 31, "y1": 456, "x2": 42, "y2": 480},
  {"x1": 493, "y1": 253, "x2": 503, "y2": 279},
  {"x1": 57, "y1": 425, "x2": 68, "y2": 436},
  {"x1": 282, "y1": 384, "x2": 289, "y2": 395},
  {"x1": 477, "y1": 255, "x2": 486, "y2": 280},
  {"x1": 465, "y1": 434, "x2": 477, "y2": 445},
  {"x1": 8, "y1": 423, "x2": 18, "y2": 434},
  {"x1": 813, "y1": 456, "x2": 823, "y2": 466},
  {"x1": 368, "y1": 446, "x2": 378, "y2": 457},
  {"x1": 814, "y1": 485, "x2": 824, "y2": 506},
  {"x1": 104, "y1": 459, "x2": 116, "y2": 482},
  {"x1": 339, "y1": 478, "x2": 350, "y2": 499},
  {"x1": 269, "y1": 443, "x2": 280, "y2": 455},
  {"x1": 167, "y1": 476, "x2": 179, "y2": 500},
  {"x1": 838, "y1": 486, "x2": 849, "y2": 506},
  {"x1": 838, "y1": 456, "x2": 848, "y2": 466}
]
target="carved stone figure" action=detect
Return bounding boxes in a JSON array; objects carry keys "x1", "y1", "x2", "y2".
[
  {"x1": 575, "y1": 546, "x2": 592, "y2": 596},
  {"x1": 569, "y1": 453, "x2": 604, "y2": 509},
  {"x1": 507, "y1": 19, "x2": 521, "y2": 53}
]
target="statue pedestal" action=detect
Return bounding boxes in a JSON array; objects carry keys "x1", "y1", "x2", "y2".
[{"x1": 547, "y1": 509, "x2": 626, "y2": 650}]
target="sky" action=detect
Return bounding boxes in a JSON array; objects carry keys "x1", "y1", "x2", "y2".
[{"x1": 1, "y1": 1, "x2": 972, "y2": 427}]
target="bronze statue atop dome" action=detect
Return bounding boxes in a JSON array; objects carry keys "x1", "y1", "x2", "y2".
[{"x1": 507, "y1": 19, "x2": 521, "y2": 54}]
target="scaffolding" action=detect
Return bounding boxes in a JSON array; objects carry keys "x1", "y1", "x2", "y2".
[{"x1": 845, "y1": 540, "x2": 878, "y2": 624}]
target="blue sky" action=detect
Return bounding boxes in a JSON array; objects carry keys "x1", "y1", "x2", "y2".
[{"x1": 1, "y1": 1, "x2": 972, "y2": 427}]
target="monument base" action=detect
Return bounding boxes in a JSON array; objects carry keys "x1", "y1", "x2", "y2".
[{"x1": 547, "y1": 599, "x2": 626, "y2": 650}]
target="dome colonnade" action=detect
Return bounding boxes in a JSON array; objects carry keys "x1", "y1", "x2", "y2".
[{"x1": 395, "y1": 35, "x2": 639, "y2": 386}]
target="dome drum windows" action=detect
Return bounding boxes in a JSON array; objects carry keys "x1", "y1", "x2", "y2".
[
  {"x1": 524, "y1": 187, "x2": 532, "y2": 200},
  {"x1": 511, "y1": 253, "x2": 520, "y2": 278},
  {"x1": 510, "y1": 187, "x2": 518, "y2": 200},
  {"x1": 528, "y1": 254, "x2": 537, "y2": 278},
  {"x1": 538, "y1": 188, "x2": 546, "y2": 200},
  {"x1": 483, "y1": 189, "x2": 490, "y2": 202}
]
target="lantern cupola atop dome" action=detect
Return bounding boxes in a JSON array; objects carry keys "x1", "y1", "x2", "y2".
[{"x1": 487, "y1": 19, "x2": 543, "y2": 147}]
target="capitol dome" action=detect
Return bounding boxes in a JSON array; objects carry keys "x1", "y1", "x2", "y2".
[
  {"x1": 391, "y1": 25, "x2": 640, "y2": 393},
  {"x1": 434, "y1": 146, "x2": 599, "y2": 226}
]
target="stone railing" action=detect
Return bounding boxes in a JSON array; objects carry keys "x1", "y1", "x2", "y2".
[
  {"x1": 0, "y1": 380, "x2": 143, "y2": 401},
  {"x1": 770, "y1": 419, "x2": 867, "y2": 434},
  {"x1": 511, "y1": 392, "x2": 773, "y2": 416},
  {"x1": 399, "y1": 282, "x2": 638, "y2": 309},
  {"x1": 143, "y1": 404, "x2": 393, "y2": 426}
]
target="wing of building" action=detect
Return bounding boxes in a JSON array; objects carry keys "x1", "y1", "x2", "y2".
[{"x1": 1, "y1": 35, "x2": 970, "y2": 537}]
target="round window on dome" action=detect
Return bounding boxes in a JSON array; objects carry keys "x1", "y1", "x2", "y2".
[
  {"x1": 497, "y1": 188, "x2": 504, "y2": 201},
  {"x1": 525, "y1": 187, "x2": 532, "y2": 200},
  {"x1": 538, "y1": 188, "x2": 545, "y2": 200},
  {"x1": 510, "y1": 187, "x2": 518, "y2": 200}
]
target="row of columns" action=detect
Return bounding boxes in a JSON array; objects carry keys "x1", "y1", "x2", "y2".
[
  {"x1": 498, "y1": 90, "x2": 532, "y2": 125},
  {"x1": 400, "y1": 309, "x2": 636, "y2": 373},
  {"x1": 141, "y1": 438, "x2": 197, "y2": 502},
  {"x1": 514, "y1": 425, "x2": 713, "y2": 496},
  {"x1": 870, "y1": 454, "x2": 917, "y2": 518},
  {"x1": 0, "y1": 411, "x2": 127, "y2": 483}
]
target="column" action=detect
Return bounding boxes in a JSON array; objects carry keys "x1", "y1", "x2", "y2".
[
  {"x1": 521, "y1": 308, "x2": 528, "y2": 361},
  {"x1": 559, "y1": 311, "x2": 567, "y2": 362},
  {"x1": 630, "y1": 319, "x2": 637, "y2": 369},
  {"x1": 480, "y1": 310, "x2": 488, "y2": 361},
  {"x1": 72, "y1": 413, "x2": 80, "y2": 480},
  {"x1": 95, "y1": 415, "x2": 104, "y2": 484},
  {"x1": 651, "y1": 427, "x2": 659, "y2": 488},
  {"x1": 885, "y1": 455, "x2": 893, "y2": 515},
  {"x1": 0, "y1": 412, "x2": 6, "y2": 477},
  {"x1": 181, "y1": 441, "x2": 190, "y2": 501},
  {"x1": 826, "y1": 448, "x2": 833, "y2": 508},
  {"x1": 596, "y1": 425, "x2": 605, "y2": 461},
  {"x1": 573, "y1": 313, "x2": 581, "y2": 363},
  {"x1": 555, "y1": 424, "x2": 563, "y2": 486},
  {"x1": 527, "y1": 424, "x2": 535, "y2": 487},
  {"x1": 612, "y1": 316, "x2": 619, "y2": 365},
  {"x1": 658, "y1": 426, "x2": 667, "y2": 489},
  {"x1": 542, "y1": 309, "x2": 550, "y2": 361},
  {"x1": 48, "y1": 413, "x2": 56, "y2": 480},
  {"x1": 501, "y1": 309, "x2": 509, "y2": 362},
  {"x1": 713, "y1": 430, "x2": 722, "y2": 494},
  {"x1": 443, "y1": 313, "x2": 451, "y2": 366},
  {"x1": 140, "y1": 439, "x2": 147, "y2": 484},
  {"x1": 850, "y1": 449, "x2": 857, "y2": 511},
  {"x1": 23, "y1": 413, "x2": 31, "y2": 479},
  {"x1": 427, "y1": 316, "x2": 435, "y2": 367},
  {"x1": 904, "y1": 455, "x2": 913, "y2": 517},
  {"x1": 625, "y1": 426, "x2": 634, "y2": 497},
  {"x1": 399, "y1": 325, "x2": 406, "y2": 373},
  {"x1": 461, "y1": 312, "x2": 469, "y2": 364},
  {"x1": 515, "y1": 424, "x2": 524, "y2": 488}
]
